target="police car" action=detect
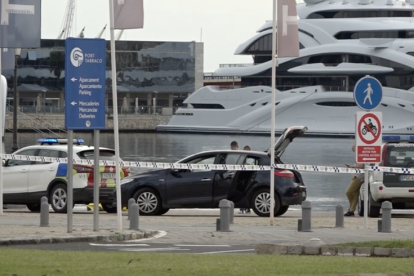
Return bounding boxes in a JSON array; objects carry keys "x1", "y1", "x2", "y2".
[
  {"x1": 1, "y1": 138, "x2": 129, "y2": 213},
  {"x1": 358, "y1": 135, "x2": 414, "y2": 217}
]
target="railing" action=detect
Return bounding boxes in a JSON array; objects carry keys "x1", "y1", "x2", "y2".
[
  {"x1": 7, "y1": 106, "x2": 182, "y2": 116},
  {"x1": 207, "y1": 84, "x2": 356, "y2": 92}
]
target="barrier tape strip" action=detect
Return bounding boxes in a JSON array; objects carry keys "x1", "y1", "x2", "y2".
[{"x1": 2, "y1": 154, "x2": 413, "y2": 174}]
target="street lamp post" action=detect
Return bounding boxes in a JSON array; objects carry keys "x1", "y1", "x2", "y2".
[{"x1": 11, "y1": 48, "x2": 21, "y2": 153}]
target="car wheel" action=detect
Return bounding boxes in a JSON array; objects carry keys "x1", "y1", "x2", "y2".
[
  {"x1": 251, "y1": 188, "x2": 281, "y2": 217},
  {"x1": 50, "y1": 183, "x2": 68, "y2": 213},
  {"x1": 157, "y1": 208, "x2": 170, "y2": 215},
  {"x1": 26, "y1": 203, "x2": 41, "y2": 212},
  {"x1": 102, "y1": 203, "x2": 117, "y2": 213},
  {"x1": 275, "y1": 205, "x2": 289, "y2": 216},
  {"x1": 133, "y1": 188, "x2": 162, "y2": 216},
  {"x1": 368, "y1": 190, "x2": 380, "y2": 218}
]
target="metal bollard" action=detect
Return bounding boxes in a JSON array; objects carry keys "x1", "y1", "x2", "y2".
[
  {"x1": 297, "y1": 219, "x2": 302, "y2": 231},
  {"x1": 335, "y1": 205, "x2": 344, "y2": 228},
  {"x1": 40, "y1": 196, "x2": 49, "y2": 227},
  {"x1": 129, "y1": 203, "x2": 139, "y2": 230},
  {"x1": 300, "y1": 201, "x2": 312, "y2": 232},
  {"x1": 381, "y1": 201, "x2": 392, "y2": 233},
  {"x1": 229, "y1": 201, "x2": 234, "y2": 224},
  {"x1": 219, "y1": 199, "x2": 231, "y2": 232},
  {"x1": 127, "y1": 198, "x2": 136, "y2": 220}
]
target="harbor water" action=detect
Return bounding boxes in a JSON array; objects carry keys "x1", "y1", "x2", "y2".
[{"x1": 3, "y1": 132, "x2": 356, "y2": 211}]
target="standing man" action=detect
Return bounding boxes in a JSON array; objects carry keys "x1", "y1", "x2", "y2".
[
  {"x1": 230, "y1": 141, "x2": 238, "y2": 150},
  {"x1": 344, "y1": 143, "x2": 365, "y2": 216}
]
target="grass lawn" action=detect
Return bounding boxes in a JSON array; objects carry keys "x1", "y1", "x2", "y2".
[
  {"x1": 334, "y1": 239, "x2": 414, "y2": 249},
  {"x1": 1, "y1": 248, "x2": 414, "y2": 276}
]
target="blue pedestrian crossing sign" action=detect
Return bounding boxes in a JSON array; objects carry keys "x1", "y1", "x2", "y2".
[{"x1": 353, "y1": 75, "x2": 383, "y2": 111}]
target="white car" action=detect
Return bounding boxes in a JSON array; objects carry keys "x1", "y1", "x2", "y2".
[
  {"x1": 2, "y1": 138, "x2": 130, "y2": 213},
  {"x1": 358, "y1": 135, "x2": 414, "y2": 217}
]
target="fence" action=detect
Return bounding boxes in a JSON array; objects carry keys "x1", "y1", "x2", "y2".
[
  {"x1": 1, "y1": 153, "x2": 413, "y2": 174},
  {"x1": 6, "y1": 106, "x2": 180, "y2": 116}
]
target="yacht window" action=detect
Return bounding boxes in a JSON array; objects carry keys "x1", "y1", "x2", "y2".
[
  {"x1": 245, "y1": 34, "x2": 304, "y2": 55},
  {"x1": 308, "y1": 10, "x2": 414, "y2": 19},
  {"x1": 250, "y1": 103, "x2": 256, "y2": 107},
  {"x1": 407, "y1": 52, "x2": 414, "y2": 57},
  {"x1": 261, "y1": 102, "x2": 268, "y2": 106},
  {"x1": 175, "y1": 113, "x2": 194, "y2": 116},
  {"x1": 335, "y1": 31, "x2": 414, "y2": 40},
  {"x1": 381, "y1": 103, "x2": 388, "y2": 107},
  {"x1": 315, "y1": 102, "x2": 357, "y2": 107},
  {"x1": 191, "y1": 104, "x2": 225, "y2": 109},
  {"x1": 398, "y1": 104, "x2": 406, "y2": 107}
]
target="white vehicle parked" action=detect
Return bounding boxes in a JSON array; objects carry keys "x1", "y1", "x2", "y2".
[
  {"x1": 1, "y1": 138, "x2": 129, "y2": 213},
  {"x1": 358, "y1": 135, "x2": 414, "y2": 217}
]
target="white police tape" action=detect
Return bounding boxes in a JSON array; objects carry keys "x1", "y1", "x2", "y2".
[{"x1": 2, "y1": 153, "x2": 414, "y2": 174}]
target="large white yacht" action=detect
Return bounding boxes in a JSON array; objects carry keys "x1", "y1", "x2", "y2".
[{"x1": 157, "y1": 0, "x2": 414, "y2": 136}]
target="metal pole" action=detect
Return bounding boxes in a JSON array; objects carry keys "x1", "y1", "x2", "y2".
[
  {"x1": 93, "y1": 129, "x2": 100, "y2": 231},
  {"x1": 0, "y1": 51, "x2": 3, "y2": 215},
  {"x1": 11, "y1": 54, "x2": 18, "y2": 152},
  {"x1": 109, "y1": 0, "x2": 123, "y2": 231},
  {"x1": 67, "y1": 130, "x2": 73, "y2": 233},
  {"x1": 269, "y1": 0, "x2": 277, "y2": 226},
  {"x1": 364, "y1": 164, "x2": 368, "y2": 228}
]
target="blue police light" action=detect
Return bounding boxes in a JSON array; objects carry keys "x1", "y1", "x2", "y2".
[
  {"x1": 37, "y1": 138, "x2": 85, "y2": 145},
  {"x1": 382, "y1": 135, "x2": 414, "y2": 142},
  {"x1": 37, "y1": 138, "x2": 58, "y2": 144}
]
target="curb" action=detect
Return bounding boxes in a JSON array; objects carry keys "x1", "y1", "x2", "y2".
[
  {"x1": 255, "y1": 244, "x2": 414, "y2": 258},
  {"x1": 0, "y1": 230, "x2": 159, "y2": 246}
]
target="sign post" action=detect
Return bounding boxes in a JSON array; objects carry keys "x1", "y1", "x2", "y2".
[
  {"x1": 65, "y1": 38, "x2": 106, "y2": 233},
  {"x1": 353, "y1": 75, "x2": 383, "y2": 228}
]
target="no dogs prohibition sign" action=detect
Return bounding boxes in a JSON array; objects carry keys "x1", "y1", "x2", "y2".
[{"x1": 355, "y1": 111, "x2": 382, "y2": 163}]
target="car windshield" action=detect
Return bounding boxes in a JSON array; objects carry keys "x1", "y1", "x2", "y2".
[
  {"x1": 77, "y1": 150, "x2": 121, "y2": 161},
  {"x1": 385, "y1": 145, "x2": 414, "y2": 167}
]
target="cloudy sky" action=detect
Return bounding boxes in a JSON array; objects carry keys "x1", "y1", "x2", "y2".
[{"x1": 41, "y1": 0, "x2": 278, "y2": 72}]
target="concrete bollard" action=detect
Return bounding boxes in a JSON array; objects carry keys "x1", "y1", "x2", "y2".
[
  {"x1": 300, "y1": 201, "x2": 312, "y2": 232},
  {"x1": 127, "y1": 198, "x2": 136, "y2": 220},
  {"x1": 335, "y1": 205, "x2": 344, "y2": 228},
  {"x1": 378, "y1": 220, "x2": 382, "y2": 232},
  {"x1": 219, "y1": 199, "x2": 231, "y2": 232},
  {"x1": 229, "y1": 201, "x2": 234, "y2": 224},
  {"x1": 297, "y1": 219, "x2": 302, "y2": 231},
  {"x1": 380, "y1": 201, "x2": 392, "y2": 233},
  {"x1": 40, "y1": 196, "x2": 49, "y2": 227},
  {"x1": 129, "y1": 203, "x2": 139, "y2": 230},
  {"x1": 216, "y1": 218, "x2": 221, "y2": 231}
]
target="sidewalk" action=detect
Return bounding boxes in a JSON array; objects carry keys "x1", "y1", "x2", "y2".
[{"x1": 1, "y1": 207, "x2": 413, "y2": 246}]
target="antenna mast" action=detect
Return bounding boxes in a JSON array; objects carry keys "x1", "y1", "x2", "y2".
[{"x1": 58, "y1": 0, "x2": 76, "y2": 39}]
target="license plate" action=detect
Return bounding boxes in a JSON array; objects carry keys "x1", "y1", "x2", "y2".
[
  {"x1": 102, "y1": 173, "x2": 116, "y2": 179},
  {"x1": 400, "y1": 175, "x2": 414, "y2": 181}
]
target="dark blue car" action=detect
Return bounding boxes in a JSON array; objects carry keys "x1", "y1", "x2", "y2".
[{"x1": 117, "y1": 126, "x2": 307, "y2": 217}]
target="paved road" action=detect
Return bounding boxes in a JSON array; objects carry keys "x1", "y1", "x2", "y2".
[{"x1": 8, "y1": 240, "x2": 255, "y2": 254}]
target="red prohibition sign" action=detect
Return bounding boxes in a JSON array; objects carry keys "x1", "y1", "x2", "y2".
[{"x1": 358, "y1": 113, "x2": 381, "y2": 144}]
